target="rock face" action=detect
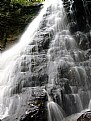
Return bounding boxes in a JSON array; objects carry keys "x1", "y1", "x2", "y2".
[
  {"x1": 1, "y1": 0, "x2": 91, "y2": 121},
  {"x1": 77, "y1": 111, "x2": 91, "y2": 121},
  {"x1": 63, "y1": 0, "x2": 91, "y2": 33},
  {"x1": 2, "y1": 87, "x2": 48, "y2": 121}
]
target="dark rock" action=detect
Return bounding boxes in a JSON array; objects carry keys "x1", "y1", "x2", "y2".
[
  {"x1": 77, "y1": 111, "x2": 91, "y2": 121},
  {"x1": 2, "y1": 87, "x2": 48, "y2": 121},
  {"x1": 79, "y1": 90, "x2": 90, "y2": 109},
  {"x1": 68, "y1": 22, "x2": 78, "y2": 34},
  {"x1": 20, "y1": 4, "x2": 43, "y2": 15},
  {"x1": 63, "y1": 0, "x2": 91, "y2": 32},
  {"x1": 75, "y1": 31, "x2": 89, "y2": 50},
  {"x1": 20, "y1": 105, "x2": 39, "y2": 121},
  {"x1": 57, "y1": 61, "x2": 71, "y2": 79},
  {"x1": 87, "y1": 31, "x2": 91, "y2": 48},
  {"x1": 20, "y1": 94, "x2": 47, "y2": 121},
  {"x1": 64, "y1": 81, "x2": 72, "y2": 94},
  {"x1": 58, "y1": 78, "x2": 69, "y2": 87}
]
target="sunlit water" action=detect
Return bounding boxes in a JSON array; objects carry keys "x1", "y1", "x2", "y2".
[
  {"x1": 0, "y1": 0, "x2": 52, "y2": 118},
  {"x1": 0, "y1": 0, "x2": 91, "y2": 120},
  {"x1": 47, "y1": 101, "x2": 64, "y2": 121}
]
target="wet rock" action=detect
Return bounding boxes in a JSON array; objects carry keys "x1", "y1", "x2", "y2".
[
  {"x1": 58, "y1": 78, "x2": 69, "y2": 87},
  {"x1": 79, "y1": 90, "x2": 90, "y2": 109},
  {"x1": 62, "y1": 93, "x2": 83, "y2": 115},
  {"x1": 68, "y1": 22, "x2": 78, "y2": 34},
  {"x1": 64, "y1": 0, "x2": 90, "y2": 32},
  {"x1": 20, "y1": 96, "x2": 47, "y2": 121},
  {"x1": 20, "y1": 105, "x2": 39, "y2": 121},
  {"x1": 2, "y1": 87, "x2": 48, "y2": 121},
  {"x1": 75, "y1": 31, "x2": 89, "y2": 50},
  {"x1": 77, "y1": 111, "x2": 91, "y2": 121},
  {"x1": 57, "y1": 61, "x2": 71, "y2": 79},
  {"x1": 37, "y1": 31, "x2": 53, "y2": 52},
  {"x1": 64, "y1": 81, "x2": 72, "y2": 94}
]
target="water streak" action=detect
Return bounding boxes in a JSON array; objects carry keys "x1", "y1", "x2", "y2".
[{"x1": 0, "y1": 0, "x2": 91, "y2": 120}]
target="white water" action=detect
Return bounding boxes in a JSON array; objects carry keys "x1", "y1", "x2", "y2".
[
  {"x1": 0, "y1": 0, "x2": 67, "y2": 119},
  {"x1": 0, "y1": 0, "x2": 57, "y2": 118},
  {"x1": 47, "y1": 101, "x2": 64, "y2": 121},
  {"x1": 0, "y1": 0, "x2": 91, "y2": 120}
]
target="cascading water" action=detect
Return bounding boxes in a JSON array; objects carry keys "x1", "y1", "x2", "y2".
[
  {"x1": 47, "y1": 101, "x2": 64, "y2": 121},
  {"x1": 0, "y1": 0, "x2": 91, "y2": 121},
  {"x1": 0, "y1": 0, "x2": 52, "y2": 119}
]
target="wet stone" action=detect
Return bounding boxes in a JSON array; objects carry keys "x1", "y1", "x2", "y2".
[{"x1": 77, "y1": 111, "x2": 91, "y2": 121}]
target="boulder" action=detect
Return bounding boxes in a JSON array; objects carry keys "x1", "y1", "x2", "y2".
[
  {"x1": 77, "y1": 111, "x2": 91, "y2": 121},
  {"x1": 75, "y1": 31, "x2": 89, "y2": 50}
]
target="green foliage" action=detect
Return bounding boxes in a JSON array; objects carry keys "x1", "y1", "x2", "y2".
[
  {"x1": 11, "y1": 0, "x2": 45, "y2": 6},
  {"x1": 11, "y1": 0, "x2": 29, "y2": 5},
  {"x1": 0, "y1": 0, "x2": 42, "y2": 50}
]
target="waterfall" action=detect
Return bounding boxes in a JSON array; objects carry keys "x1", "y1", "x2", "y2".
[
  {"x1": 0, "y1": 0, "x2": 54, "y2": 119},
  {"x1": 47, "y1": 101, "x2": 64, "y2": 121},
  {"x1": 0, "y1": 0, "x2": 91, "y2": 120}
]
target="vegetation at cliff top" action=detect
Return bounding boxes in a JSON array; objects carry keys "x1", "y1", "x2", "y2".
[
  {"x1": 11, "y1": 0, "x2": 45, "y2": 5},
  {"x1": 0, "y1": 0, "x2": 43, "y2": 51}
]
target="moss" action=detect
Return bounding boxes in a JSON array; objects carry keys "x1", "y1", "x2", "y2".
[{"x1": 0, "y1": 2, "x2": 42, "y2": 51}]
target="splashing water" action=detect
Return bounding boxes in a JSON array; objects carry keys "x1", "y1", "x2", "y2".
[
  {"x1": 0, "y1": 0, "x2": 54, "y2": 118},
  {"x1": 0, "y1": 0, "x2": 65, "y2": 119},
  {"x1": 0, "y1": 0, "x2": 91, "y2": 120},
  {"x1": 47, "y1": 101, "x2": 64, "y2": 121}
]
